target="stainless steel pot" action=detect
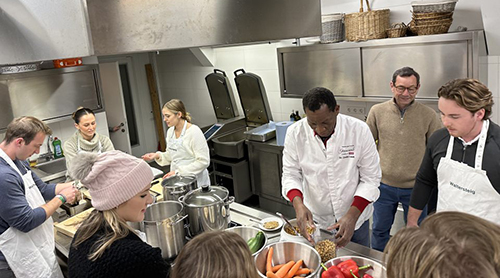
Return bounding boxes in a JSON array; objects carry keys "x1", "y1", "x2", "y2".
[
  {"x1": 141, "y1": 201, "x2": 187, "y2": 259},
  {"x1": 179, "y1": 185, "x2": 235, "y2": 237},
  {"x1": 161, "y1": 175, "x2": 197, "y2": 201}
]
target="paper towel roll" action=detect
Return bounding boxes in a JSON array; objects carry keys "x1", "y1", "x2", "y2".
[{"x1": 276, "y1": 121, "x2": 293, "y2": 146}]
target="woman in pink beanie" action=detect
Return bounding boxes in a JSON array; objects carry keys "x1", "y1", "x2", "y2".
[{"x1": 66, "y1": 150, "x2": 169, "y2": 278}]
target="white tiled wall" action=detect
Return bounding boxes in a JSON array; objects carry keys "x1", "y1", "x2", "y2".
[{"x1": 486, "y1": 56, "x2": 500, "y2": 123}]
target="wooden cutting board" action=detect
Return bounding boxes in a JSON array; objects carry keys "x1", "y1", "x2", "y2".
[{"x1": 55, "y1": 208, "x2": 94, "y2": 238}]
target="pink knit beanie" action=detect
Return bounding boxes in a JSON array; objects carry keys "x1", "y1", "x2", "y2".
[{"x1": 68, "y1": 150, "x2": 153, "y2": 210}]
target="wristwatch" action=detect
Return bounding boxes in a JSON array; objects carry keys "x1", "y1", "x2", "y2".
[{"x1": 56, "y1": 194, "x2": 66, "y2": 204}]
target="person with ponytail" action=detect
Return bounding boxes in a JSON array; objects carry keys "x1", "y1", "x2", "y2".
[
  {"x1": 142, "y1": 99, "x2": 210, "y2": 187},
  {"x1": 67, "y1": 150, "x2": 169, "y2": 278}
]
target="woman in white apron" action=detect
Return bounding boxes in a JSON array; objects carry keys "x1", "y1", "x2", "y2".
[
  {"x1": 142, "y1": 99, "x2": 210, "y2": 187},
  {"x1": 63, "y1": 107, "x2": 115, "y2": 179}
]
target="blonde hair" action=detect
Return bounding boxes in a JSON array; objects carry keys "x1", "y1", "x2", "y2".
[
  {"x1": 3, "y1": 116, "x2": 52, "y2": 144},
  {"x1": 385, "y1": 211, "x2": 500, "y2": 278},
  {"x1": 163, "y1": 99, "x2": 192, "y2": 123},
  {"x1": 171, "y1": 230, "x2": 259, "y2": 278},
  {"x1": 71, "y1": 209, "x2": 136, "y2": 261},
  {"x1": 438, "y1": 78, "x2": 494, "y2": 120}
]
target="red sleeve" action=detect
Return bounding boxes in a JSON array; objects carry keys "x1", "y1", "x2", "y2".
[
  {"x1": 286, "y1": 189, "x2": 303, "y2": 202},
  {"x1": 351, "y1": 196, "x2": 370, "y2": 213}
]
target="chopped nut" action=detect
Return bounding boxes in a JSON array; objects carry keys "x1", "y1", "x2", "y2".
[{"x1": 315, "y1": 239, "x2": 337, "y2": 263}]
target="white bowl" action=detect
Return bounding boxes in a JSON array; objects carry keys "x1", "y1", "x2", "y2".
[
  {"x1": 259, "y1": 217, "x2": 283, "y2": 232},
  {"x1": 280, "y1": 218, "x2": 314, "y2": 245},
  {"x1": 254, "y1": 241, "x2": 321, "y2": 278}
]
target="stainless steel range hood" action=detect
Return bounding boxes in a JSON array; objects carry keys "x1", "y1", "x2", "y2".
[
  {"x1": 1, "y1": 0, "x2": 321, "y2": 64},
  {"x1": 86, "y1": 0, "x2": 322, "y2": 56},
  {"x1": 0, "y1": 0, "x2": 93, "y2": 65}
]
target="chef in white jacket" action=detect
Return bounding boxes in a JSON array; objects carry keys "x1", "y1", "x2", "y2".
[
  {"x1": 142, "y1": 99, "x2": 210, "y2": 187},
  {"x1": 282, "y1": 87, "x2": 381, "y2": 247}
]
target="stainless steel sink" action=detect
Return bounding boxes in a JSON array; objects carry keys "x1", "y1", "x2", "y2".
[
  {"x1": 211, "y1": 128, "x2": 253, "y2": 159},
  {"x1": 32, "y1": 157, "x2": 67, "y2": 183},
  {"x1": 36, "y1": 157, "x2": 67, "y2": 173}
]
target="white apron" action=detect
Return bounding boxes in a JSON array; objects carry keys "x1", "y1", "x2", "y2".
[
  {"x1": 0, "y1": 149, "x2": 63, "y2": 278},
  {"x1": 437, "y1": 120, "x2": 500, "y2": 224},
  {"x1": 168, "y1": 121, "x2": 210, "y2": 187}
]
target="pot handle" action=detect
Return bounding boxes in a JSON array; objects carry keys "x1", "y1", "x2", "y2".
[
  {"x1": 171, "y1": 214, "x2": 188, "y2": 225},
  {"x1": 225, "y1": 196, "x2": 235, "y2": 205},
  {"x1": 178, "y1": 195, "x2": 185, "y2": 203}
]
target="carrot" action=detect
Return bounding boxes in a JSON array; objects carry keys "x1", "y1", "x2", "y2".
[
  {"x1": 295, "y1": 268, "x2": 311, "y2": 275},
  {"x1": 272, "y1": 264, "x2": 285, "y2": 272},
  {"x1": 286, "y1": 260, "x2": 303, "y2": 278},
  {"x1": 275, "y1": 260, "x2": 295, "y2": 278},
  {"x1": 267, "y1": 271, "x2": 280, "y2": 278},
  {"x1": 266, "y1": 247, "x2": 274, "y2": 273}
]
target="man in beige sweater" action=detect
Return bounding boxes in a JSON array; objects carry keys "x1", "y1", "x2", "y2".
[{"x1": 366, "y1": 67, "x2": 442, "y2": 251}]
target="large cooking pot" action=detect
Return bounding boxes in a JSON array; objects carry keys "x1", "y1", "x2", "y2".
[
  {"x1": 179, "y1": 185, "x2": 235, "y2": 237},
  {"x1": 141, "y1": 201, "x2": 187, "y2": 259},
  {"x1": 161, "y1": 175, "x2": 197, "y2": 201}
]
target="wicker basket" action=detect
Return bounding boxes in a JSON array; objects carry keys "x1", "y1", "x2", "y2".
[
  {"x1": 387, "y1": 23, "x2": 408, "y2": 38},
  {"x1": 412, "y1": 0, "x2": 457, "y2": 13},
  {"x1": 345, "y1": 0, "x2": 390, "y2": 42},
  {"x1": 412, "y1": 11, "x2": 453, "y2": 20},
  {"x1": 415, "y1": 22, "x2": 452, "y2": 35},
  {"x1": 320, "y1": 14, "x2": 345, "y2": 43}
]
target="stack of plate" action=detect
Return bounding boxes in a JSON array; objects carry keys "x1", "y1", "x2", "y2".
[{"x1": 410, "y1": 0, "x2": 457, "y2": 35}]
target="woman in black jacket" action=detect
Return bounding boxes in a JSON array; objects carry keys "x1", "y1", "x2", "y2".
[{"x1": 67, "y1": 150, "x2": 169, "y2": 278}]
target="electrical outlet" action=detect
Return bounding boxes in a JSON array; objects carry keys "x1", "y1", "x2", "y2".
[{"x1": 346, "y1": 106, "x2": 366, "y2": 115}]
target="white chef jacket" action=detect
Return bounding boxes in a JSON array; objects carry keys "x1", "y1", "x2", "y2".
[{"x1": 282, "y1": 114, "x2": 381, "y2": 230}]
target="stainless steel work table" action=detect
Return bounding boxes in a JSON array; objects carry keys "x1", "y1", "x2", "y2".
[
  {"x1": 230, "y1": 202, "x2": 384, "y2": 264},
  {"x1": 55, "y1": 202, "x2": 384, "y2": 264}
]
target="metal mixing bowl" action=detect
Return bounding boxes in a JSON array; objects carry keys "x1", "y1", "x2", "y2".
[
  {"x1": 225, "y1": 226, "x2": 268, "y2": 256},
  {"x1": 321, "y1": 255, "x2": 387, "y2": 278},
  {"x1": 254, "y1": 241, "x2": 321, "y2": 278}
]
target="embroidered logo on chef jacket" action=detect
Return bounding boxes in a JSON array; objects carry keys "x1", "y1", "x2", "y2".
[{"x1": 338, "y1": 145, "x2": 355, "y2": 159}]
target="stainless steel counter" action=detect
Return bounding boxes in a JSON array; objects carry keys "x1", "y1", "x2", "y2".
[
  {"x1": 55, "y1": 202, "x2": 384, "y2": 264},
  {"x1": 230, "y1": 203, "x2": 384, "y2": 263}
]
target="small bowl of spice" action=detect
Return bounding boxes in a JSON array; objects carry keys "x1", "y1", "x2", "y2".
[{"x1": 259, "y1": 217, "x2": 283, "y2": 232}]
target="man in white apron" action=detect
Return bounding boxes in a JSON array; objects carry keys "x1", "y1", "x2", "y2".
[
  {"x1": 0, "y1": 116, "x2": 79, "y2": 277},
  {"x1": 408, "y1": 79, "x2": 500, "y2": 226}
]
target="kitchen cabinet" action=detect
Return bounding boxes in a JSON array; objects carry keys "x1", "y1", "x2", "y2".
[
  {"x1": 211, "y1": 157, "x2": 252, "y2": 203},
  {"x1": 278, "y1": 31, "x2": 486, "y2": 100},
  {"x1": 0, "y1": 65, "x2": 103, "y2": 130},
  {"x1": 246, "y1": 140, "x2": 295, "y2": 217}
]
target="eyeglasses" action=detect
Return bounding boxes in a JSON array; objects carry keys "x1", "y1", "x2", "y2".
[{"x1": 395, "y1": 85, "x2": 418, "y2": 94}]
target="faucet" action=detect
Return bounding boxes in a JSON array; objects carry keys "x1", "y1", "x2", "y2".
[{"x1": 39, "y1": 135, "x2": 54, "y2": 161}]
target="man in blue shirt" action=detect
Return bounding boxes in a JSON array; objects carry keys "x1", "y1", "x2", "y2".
[{"x1": 0, "y1": 116, "x2": 79, "y2": 278}]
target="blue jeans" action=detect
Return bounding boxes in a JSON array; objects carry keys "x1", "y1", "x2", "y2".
[
  {"x1": 351, "y1": 220, "x2": 370, "y2": 247},
  {"x1": 371, "y1": 183, "x2": 427, "y2": 252}
]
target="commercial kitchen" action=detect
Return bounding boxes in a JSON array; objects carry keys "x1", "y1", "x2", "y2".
[{"x1": 1, "y1": 0, "x2": 499, "y2": 277}]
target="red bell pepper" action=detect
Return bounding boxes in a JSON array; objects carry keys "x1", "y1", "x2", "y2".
[
  {"x1": 321, "y1": 263, "x2": 346, "y2": 278},
  {"x1": 363, "y1": 274, "x2": 374, "y2": 278},
  {"x1": 337, "y1": 259, "x2": 371, "y2": 278}
]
